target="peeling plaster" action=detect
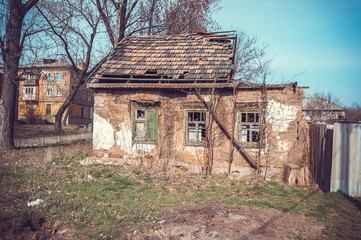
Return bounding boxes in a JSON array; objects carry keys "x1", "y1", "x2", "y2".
[
  {"x1": 277, "y1": 140, "x2": 290, "y2": 152},
  {"x1": 93, "y1": 113, "x2": 115, "y2": 150},
  {"x1": 267, "y1": 100, "x2": 298, "y2": 132}
]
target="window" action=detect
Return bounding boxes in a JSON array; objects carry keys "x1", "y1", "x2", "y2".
[
  {"x1": 45, "y1": 104, "x2": 51, "y2": 115},
  {"x1": 26, "y1": 74, "x2": 36, "y2": 80},
  {"x1": 238, "y1": 112, "x2": 259, "y2": 143},
  {"x1": 56, "y1": 73, "x2": 62, "y2": 81},
  {"x1": 82, "y1": 93, "x2": 86, "y2": 100},
  {"x1": 185, "y1": 110, "x2": 206, "y2": 144},
  {"x1": 81, "y1": 107, "x2": 85, "y2": 118},
  {"x1": 47, "y1": 73, "x2": 53, "y2": 81},
  {"x1": 24, "y1": 87, "x2": 34, "y2": 95},
  {"x1": 132, "y1": 102, "x2": 158, "y2": 144},
  {"x1": 88, "y1": 95, "x2": 92, "y2": 102},
  {"x1": 236, "y1": 102, "x2": 265, "y2": 147},
  {"x1": 55, "y1": 88, "x2": 61, "y2": 96},
  {"x1": 46, "y1": 88, "x2": 53, "y2": 96}
]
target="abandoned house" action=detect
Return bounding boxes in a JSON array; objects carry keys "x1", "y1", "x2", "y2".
[{"x1": 87, "y1": 32, "x2": 309, "y2": 176}]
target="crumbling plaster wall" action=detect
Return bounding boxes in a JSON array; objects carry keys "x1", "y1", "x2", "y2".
[{"x1": 92, "y1": 87, "x2": 309, "y2": 175}]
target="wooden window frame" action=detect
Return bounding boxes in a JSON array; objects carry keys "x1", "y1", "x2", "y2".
[
  {"x1": 184, "y1": 110, "x2": 207, "y2": 146},
  {"x1": 236, "y1": 102, "x2": 265, "y2": 148},
  {"x1": 132, "y1": 101, "x2": 158, "y2": 144}
]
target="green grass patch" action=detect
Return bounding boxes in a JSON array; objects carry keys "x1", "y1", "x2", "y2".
[{"x1": 2, "y1": 150, "x2": 361, "y2": 239}]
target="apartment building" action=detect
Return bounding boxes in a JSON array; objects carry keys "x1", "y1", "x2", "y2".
[{"x1": 18, "y1": 59, "x2": 93, "y2": 125}]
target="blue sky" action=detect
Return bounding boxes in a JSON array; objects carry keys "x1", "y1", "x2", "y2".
[{"x1": 213, "y1": 0, "x2": 361, "y2": 107}]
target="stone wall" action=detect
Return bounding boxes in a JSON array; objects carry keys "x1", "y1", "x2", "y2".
[{"x1": 92, "y1": 86, "x2": 309, "y2": 177}]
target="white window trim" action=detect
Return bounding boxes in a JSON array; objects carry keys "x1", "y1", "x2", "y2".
[{"x1": 46, "y1": 88, "x2": 53, "y2": 96}]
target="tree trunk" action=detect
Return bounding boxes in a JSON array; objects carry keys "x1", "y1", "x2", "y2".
[
  {"x1": 118, "y1": 0, "x2": 127, "y2": 41},
  {"x1": 0, "y1": 1, "x2": 27, "y2": 150},
  {"x1": 283, "y1": 164, "x2": 310, "y2": 186},
  {"x1": 54, "y1": 84, "x2": 79, "y2": 132}
]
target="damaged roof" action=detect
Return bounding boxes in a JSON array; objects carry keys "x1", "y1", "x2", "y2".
[{"x1": 88, "y1": 32, "x2": 237, "y2": 88}]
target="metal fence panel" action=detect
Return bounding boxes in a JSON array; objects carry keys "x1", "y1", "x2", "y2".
[{"x1": 330, "y1": 123, "x2": 361, "y2": 197}]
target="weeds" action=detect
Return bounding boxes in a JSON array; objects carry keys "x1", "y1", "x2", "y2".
[{"x1": 2, "y1": 148, "x2": 361, "y2": 239}]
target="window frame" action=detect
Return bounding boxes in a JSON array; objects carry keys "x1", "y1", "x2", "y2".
[
  {"x1": 184, "y1": 110, "x2": 207, "y2": 146},
  {"x1": 56, "y1": 73, "x2": 62, "y2": 81},
  {"x1": 132, "y1": 101, "x2": 158, "y2": 144},
  {"x1": 80, "y1": 106, "x2": 85, "y2": 118},
  {"x1": 45, "y1": 104, "x2": 52, "y2": 115},
  {"x1": 55, "y1": 87, "x2": 61, "y2": 96},
  {"x1": 24, "y1": 87, "x2": 34, "y2": 95},
  {"x1": 46, "y1": 88, "x2": 53, "y2": 96},
  {"x1": 47, "y1": 73, "x2": 53, "y2": 81},
  {"x1": 235, "y1": 102, "x2": 265, "y2": 148}
]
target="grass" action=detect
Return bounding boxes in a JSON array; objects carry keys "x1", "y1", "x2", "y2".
[
  {"x1": 1, "y1": 148, "x2": 361, "y2": 239},
  {"x1": 14, "y1": 123, "x2": 87, "y2": 139}
]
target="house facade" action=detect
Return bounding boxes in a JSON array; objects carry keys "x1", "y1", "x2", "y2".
[
  {"x1": 18, "y1": 59, "x2": 94, "y2": 125},
  {"x1": 303, "y1": 98, "x2": 346, "y2": 123},
  {"x1": 88, "y1": 33, "x2": 309, "y2": 175}
]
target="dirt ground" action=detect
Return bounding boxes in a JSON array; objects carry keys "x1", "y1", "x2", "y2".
[
  {"x1": 1, "y1": 143, "x2": 326, "y2": 240},
  {"x1": 1, "y1": 203, "x2": 324, "y2": 240},
  {"x1": 134, "y1": 203, "x2": 324, "y2": 240}
]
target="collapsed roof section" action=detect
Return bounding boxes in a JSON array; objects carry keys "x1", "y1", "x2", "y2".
[{"x1": 88, "y1": 31, "x2": 237, "y2": 88}]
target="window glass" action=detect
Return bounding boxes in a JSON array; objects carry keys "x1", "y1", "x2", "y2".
[
  {"x1": 238, "y1": 111, "x2": 261, "y2": 144},
  {"x1": 133, "y1": 106, "x2": 158, "y2": 143},
  {"x1": 45, "y1": 104, "x2": 51, "y2": 115},
  {"x1": 56, "y1": 73, "x2": 62, "y2": 81},
  {"x1": 46, "y1": 88, "x2": 52, "y2": 96},
  {"x1": 185, "y1": 110, "x2": 206, "y2": 144},
  {"x1": 56, "y1": 88, "x2": 61, "y2": 96},
  {"x1": 47, "y1": 73, "x2": 53, "y2": 81}
]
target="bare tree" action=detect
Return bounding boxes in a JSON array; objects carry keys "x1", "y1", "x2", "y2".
[
  {"x1": 234, "y1": 31, "x2": 269, "y2": 83},
  {"x1": 162, "y1": 0, "x2": 220, "y2": 35},
  {"x1": 38, "y1": 0, "x2": 101, "y2": 132},
  {"x1": 0, "y1": 0, "x2": 40, "y2": 150},
  {"x1": 95, "y1": 0, "x2": 221, "y2": 47},
  {"x1": 304, "y1": 91, "x2": 343, "y2": 122},
  {"x1": 345, "y1": 103, "x2": 361, "y2": 122}
]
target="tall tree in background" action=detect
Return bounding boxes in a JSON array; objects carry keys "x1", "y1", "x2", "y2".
[
  {"x1": 38, "y1": 0, "x2": 101, "y2": 132},
  {"x1": 0, "y1": 0, "x2": 40, "y2": 150},
  {"x1": 163, "y1": 0, "x2": 220, "y2": 34},
  {"x1": 96, "y1": 0, "x2": 220, "y2": 46}
]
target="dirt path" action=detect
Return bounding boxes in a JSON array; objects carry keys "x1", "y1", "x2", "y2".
[{"x1": 135, "y1": 203, "x2": 325, "y2": 240}]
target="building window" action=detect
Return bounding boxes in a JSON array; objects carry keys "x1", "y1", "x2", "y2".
[
  {"x1": 236, "y1": 102, "x2": 265, "y2": 148},
  {"x1": 81, "y1": 107, "x2": 85, "y2": 118},
  {"x1": 45, "y1": 104, "x2": 51, "y2": 115},
  {"x1": 56, "y1": 73, "x2": 62, "y2": 81},
  {"x1": 77, "y1": 93, "x2": 82, "y2": 99},
  {"x1": 46, "y1": 88, "x2": 53, "y2": 96},
  {"x1": 238, "y1": 112, "x2": 260, "y2": 143},
  {"x1": 55, "y1": 88, "x2": 61, "y2": 96},
  {"x1": 24, "y1": 87, "x2": 34, "y2": 95},
  {"x1": 47, "y1": 73, "x2": 53, "y2": 81},
  {"x1": 185, "y1": 110, "x2": 207, "y2": 144},
  {"x1": 26, "y1": 74, "x2": 36, "y2": 80},
  {"x1": 132, "y1": 102, "x2": 158, "y2": 144},
  {"x1": 88, "y1": 95, "x2": 92, "y2": 102}
]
